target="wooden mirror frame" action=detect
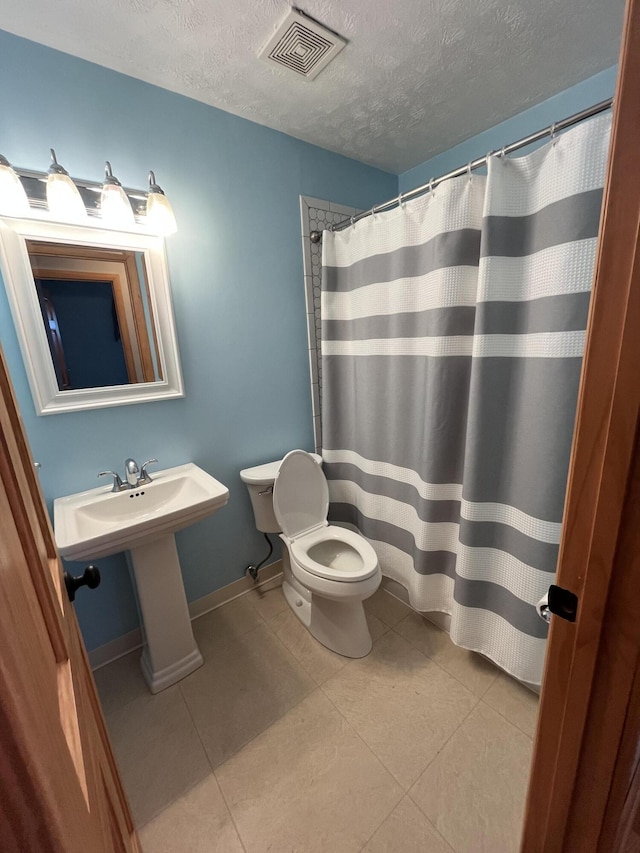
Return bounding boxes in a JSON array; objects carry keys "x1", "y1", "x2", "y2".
[{"x1": 0, "y1": 217, "x2": 184, "y2": 415}]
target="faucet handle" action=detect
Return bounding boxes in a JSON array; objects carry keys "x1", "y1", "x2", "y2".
[
  {"x1": 98, "y1": 470, "x2": 124, "y2": 493},
  {"x1": 138, "y1": 459, "x2": 158, "y2": 485}
]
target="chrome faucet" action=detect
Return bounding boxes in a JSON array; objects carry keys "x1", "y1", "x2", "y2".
[
  {"x1": 98, "y1": 458, "x2": 158, "y2": 492},
  {"x1": 125, "y1": 458, "x2": 140, "y2": 487}
]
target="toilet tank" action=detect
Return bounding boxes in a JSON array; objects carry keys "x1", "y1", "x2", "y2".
[{"x1": 240, "y1": 454, "x2": 322, "y2": 533}]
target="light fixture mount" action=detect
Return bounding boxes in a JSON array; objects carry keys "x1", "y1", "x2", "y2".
[
  {"x1": 47, "y1": 149, "x2": 70, "y2": 176},
  {"x1": 148, "y1": 170, "x2": 164, "y2": 195},
  {"x1": 104, "y1": 161, "x2": 123, "y2": 186}
]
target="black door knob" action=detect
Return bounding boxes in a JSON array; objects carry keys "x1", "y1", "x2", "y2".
[{"x1": 64, "y1": 565, "x2": 101, "y2": 602}]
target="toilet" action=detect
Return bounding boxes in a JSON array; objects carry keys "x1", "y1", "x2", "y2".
[{"x1": 240, "y1": 450, "x2": 381, "y2": 657}]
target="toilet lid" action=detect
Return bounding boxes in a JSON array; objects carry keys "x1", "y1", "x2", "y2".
[{"x1": 273, "y1": 450, "x2": 328, "y2": 540}]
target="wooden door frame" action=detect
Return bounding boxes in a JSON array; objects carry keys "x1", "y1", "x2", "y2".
[
  {"x1": 0, "y1": 342, "x2": 139, "y2": 851},
  {"x1": 521, "y1": 0, "x2": 640, "y2": 848}
]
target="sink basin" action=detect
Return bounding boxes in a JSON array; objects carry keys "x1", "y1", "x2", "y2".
[{"x1": 54, "y1": 462, "x2": 229, "y2": 561}]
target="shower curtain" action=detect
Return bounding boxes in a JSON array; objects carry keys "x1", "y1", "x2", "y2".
[{"x1": 321, "y1": 113, "x2": 611, "y2": 685}]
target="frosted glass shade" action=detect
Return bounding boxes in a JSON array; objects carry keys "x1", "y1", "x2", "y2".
[
  {"x1": 100, "y1": 182, "x2": 135, "y2": 227},
  {"x1": 146, "y1": 191, "x2": 177, "y2": 235},
  {"x1": 46, "y1": 172, "x2": 87, "y2": 222},
  {"x1": 0, "y1": 164, "x2": 31, "y2": 216}
]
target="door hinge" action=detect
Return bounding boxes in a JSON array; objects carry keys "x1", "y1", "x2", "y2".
[{"x1": 547, "y1": 584, "x2": 579, "y2": 623}]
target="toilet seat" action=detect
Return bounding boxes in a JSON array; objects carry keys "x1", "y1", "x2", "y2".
[
  {"x1": 274, "y1": 450, "x2": 379, "y2": 584},
  {"x1": 291, "y1": 525, "x2": 379, "y2": 583}
]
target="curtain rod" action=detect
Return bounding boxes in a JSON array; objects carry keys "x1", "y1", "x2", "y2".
[{"x1": 310, "y1": 96, "x2": 613, "y2": 242}]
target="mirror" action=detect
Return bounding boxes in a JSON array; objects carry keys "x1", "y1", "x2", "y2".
[
  {"x1": 0, "y1": 217, "x2": 184, "y2": 414},
  {"x1": 27, "y1": 241, "x2": 162, "y2": 391}
]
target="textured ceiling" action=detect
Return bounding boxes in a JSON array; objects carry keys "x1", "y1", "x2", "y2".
[{"x1": 0, "y1": 0, "x2": 624, "y2": 172}]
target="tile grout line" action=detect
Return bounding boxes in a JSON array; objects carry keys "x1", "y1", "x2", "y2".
[
  {"x1": 210, "y1": 765, "x2": 248, "y2": 853},
  {"x1": 317, "y1": 627, "x2": 481, "y2": 799},
  {"x1": 389, "y1": 618, "x2": 499, "y2": 699},
  {"x1": 388, "y1": 622, "x2": 483, "y2": 699},
  {"x1": 177, "y1": 659, "x2": 248, "y2": 851},
  {"x1": 317, "y1": 678, "x2": 405, "y2": 850},
  {"x1": 176, "y1": 592, "x2": 297, "y2": 853},
  {"x1": 405, "y1": 694, "x2": 532, "y2": 853},
  {"x1": 405, "y1": 694, "x2": 481, "y2": 823},
  {"x1": 192, "y1": 590, "x2": 320, "y2": 781},
  {"x1": 229, "y1": 591, "x2": 406, "y2": 849},
  {"x1": 389, "y1": 614, "x2": 539, "y2": 738},
  {"x1": 189, "y1": 610, "x2": 318, "y2": 776},
  {"x1": 243, "y1": 581, "x2": 353, "y2": 687},
  {"x1": 477, "y1": 695, "x2": 536, "y2": 743},
  {"x1": 317, "y1": 633, "x2": 411, "y2": 763},
  {"x1": 190, "y1": 586, "x2": 516, "y2": 851}
]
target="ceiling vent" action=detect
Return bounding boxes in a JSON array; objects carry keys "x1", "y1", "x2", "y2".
[{"x1": 259, "y1": 8, "x2": 346, "y2": 80}]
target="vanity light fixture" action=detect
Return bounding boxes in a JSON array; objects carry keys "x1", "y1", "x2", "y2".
[
  {"x1": 0, "y1": 152, "x2": 177, "y2": 235},
  {"x1": 46, "y1": 149, "x2": 87, "y2": 223},
  {"x1": 145, "y1": 171, "x2": 177, "y2": 236},
  {"x1": 0, "y1": 155, "x2": 31, "y2": 216},
  {"x1": 100, "y1": 161, "x2": 135, "y2": 228}
]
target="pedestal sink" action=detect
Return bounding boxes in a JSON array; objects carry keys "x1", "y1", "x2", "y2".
[{"x1": 54, "y1": 463, "x2": 229, "y2": 693}]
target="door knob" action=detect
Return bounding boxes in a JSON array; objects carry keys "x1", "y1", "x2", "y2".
[{"x1": 64, "y1": 565, "x2": 101, "y2": 602}]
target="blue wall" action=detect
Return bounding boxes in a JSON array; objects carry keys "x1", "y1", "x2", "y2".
[
  {"x1": 399, "y1": 67, "x2": 618, "y2": 193},
  {"x1": 0, "y1": 29, "x2": 397, "y2": 651}
]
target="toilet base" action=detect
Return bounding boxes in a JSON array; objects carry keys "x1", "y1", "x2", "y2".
[{"x1": 282, "y1": 557, "x2": 373, "y2": 658}]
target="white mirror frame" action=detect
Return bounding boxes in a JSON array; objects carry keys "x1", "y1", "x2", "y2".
[{"x1": 0, "y1": 216, "x2": 184, "y2": 415}]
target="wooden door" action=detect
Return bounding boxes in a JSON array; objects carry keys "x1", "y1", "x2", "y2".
[
  {"x1": 521, "y1": 0, "x2": 640, "y2": 848},
  {"x1": 0, "y1": 343, "x2": 139, "y2": 851}
]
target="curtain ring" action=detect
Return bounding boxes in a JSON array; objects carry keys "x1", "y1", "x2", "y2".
[
  {"x1": 500, "y1": 145, "x2": 507, "y2": 158},
  {"x1": 398, "y1": 192, "x2": 405, "y2": 209},
  {"x1": 467, "y1": 162, "x2": 472, "y2": 181},
  {"x1": 550, "y1": 121, "x2": 557, "y2": 145},
  {"x1": 429, "y1": 178, "x2": 435, "y2": 197}
]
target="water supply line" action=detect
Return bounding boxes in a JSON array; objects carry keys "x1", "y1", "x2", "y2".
[{"x1": 245, "y1": 533, "x2": 274, "y2": 583}]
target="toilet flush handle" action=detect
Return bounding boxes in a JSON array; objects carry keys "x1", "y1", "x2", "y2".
[{"x1": 258, "y1": 485, "x2": 273, "y2": 496}]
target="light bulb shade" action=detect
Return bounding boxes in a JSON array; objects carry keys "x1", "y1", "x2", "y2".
[
  {"x1": 146, "y1": 190, "x2": 177, "y2": 235},
  {"x1": 46, "y1": 172, "x2": 87, "y2": 222},
  {"x1": 100, "y1": 182, "x2": 135, "y2": 227},
  {"x1": 0, "y1": 161, "x2": 31, "y2": 216}
]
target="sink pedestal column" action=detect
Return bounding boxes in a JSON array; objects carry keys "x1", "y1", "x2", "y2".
[{"x1": 127, "y1": 533, "x2": 203, "y2": 693}]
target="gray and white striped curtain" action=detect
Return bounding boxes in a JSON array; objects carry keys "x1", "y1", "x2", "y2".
[{"x1": 321, "y1": 113, "x2": 611, "y2": 685}]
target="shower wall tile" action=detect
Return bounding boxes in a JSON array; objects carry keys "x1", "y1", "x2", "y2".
[
  {"x1": 329, "y1": 202, "x2": 358, "y2": 217},
  {"x1": 300, "y1": 195, "x2": 362, "y2": 453},
  {"x1": 302, "y1": 195, "x2": 335, "y2": 212}
]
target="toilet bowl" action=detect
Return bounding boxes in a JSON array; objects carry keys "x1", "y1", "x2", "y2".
[{"x1": 240, "y1": 450, "x2": 381, "y2": 658}]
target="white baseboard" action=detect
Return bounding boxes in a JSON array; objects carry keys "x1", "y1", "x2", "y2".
[
  {"x1": 89, "y1": 560, "x2": 283, "y2": 671},
  {"x1": 89, "y1": 627, "x2": 144, "y2": 670}
]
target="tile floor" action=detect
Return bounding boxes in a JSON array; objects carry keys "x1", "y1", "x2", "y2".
[{"x1": 95, "y1": 581, "x2": 539, "y2": 853}]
